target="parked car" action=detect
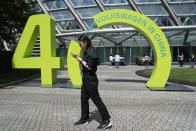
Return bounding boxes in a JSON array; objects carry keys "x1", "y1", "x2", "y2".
[
  {"x1": 136, "y1": 56, "x2": 153, "y2": 65},
  {"x1": 112, "y1": 57, "x2": 125, "y2": 66}
]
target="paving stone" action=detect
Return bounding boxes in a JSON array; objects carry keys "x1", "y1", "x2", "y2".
[{"x1": 0, "y1": 65, "x2": 195, "y2": 131}]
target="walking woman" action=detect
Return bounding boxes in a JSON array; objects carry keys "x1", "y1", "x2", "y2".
[{"x1": 71, "y1": 35, "x2": 112, "y2": 130}]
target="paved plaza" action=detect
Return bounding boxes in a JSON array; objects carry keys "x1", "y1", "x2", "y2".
[{"x1": 0, "y1": 65, "x2": 195, "y2": 131}]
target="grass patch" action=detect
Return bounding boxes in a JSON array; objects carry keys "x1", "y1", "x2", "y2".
[
  {"x1": 142, "y1": 68, "x2": 196, "y2": 84},
  {"x1": 0, "y1": 69, "x2": 40, "y2": 84}
]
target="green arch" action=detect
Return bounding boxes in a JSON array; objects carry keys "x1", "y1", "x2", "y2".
[
  {"x1": 67, "y1": 40, "x2": 83, "y2": 88},
  {"x1": 67, "y1": 9, "x2": 171, "y2": 90}
]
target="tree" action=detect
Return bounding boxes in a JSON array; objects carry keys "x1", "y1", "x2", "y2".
[{"x1": 0, "y1": 0, "x2": 35, "y2": 51}]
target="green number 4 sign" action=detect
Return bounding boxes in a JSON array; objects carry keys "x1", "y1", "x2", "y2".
[{"x1": 12, "y1": 15, "x2": 64, "y2": 87}]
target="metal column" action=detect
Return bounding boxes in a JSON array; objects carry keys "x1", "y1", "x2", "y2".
[
  {"x1": 36, "y1": 0, "x2": 62, "y2": 34},
  {"x1": 160, "y1": 0, "x2": 182, "y2": 26},
  {"x1": 127, "y1": 0, "x2": 141, "y2": 13},
  {"x1": 63, "y1": 0, "x2": 87, "y2": 30}
]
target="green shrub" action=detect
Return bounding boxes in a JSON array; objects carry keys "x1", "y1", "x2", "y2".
[{"x1": 0, "y1": 51, "x2": 14, "y2": 74}]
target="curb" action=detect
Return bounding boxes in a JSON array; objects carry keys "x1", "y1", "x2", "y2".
[
  {"x1": 0, "y1": 74, "x2": 41, "y2": 88},
  {"x1": 135, "y1": 70, "x2": 196, "y2": 87}
]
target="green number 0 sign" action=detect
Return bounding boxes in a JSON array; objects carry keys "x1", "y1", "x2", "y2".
[{"x1": 67, "y1": 9, "x2": 171, "y2": 90}]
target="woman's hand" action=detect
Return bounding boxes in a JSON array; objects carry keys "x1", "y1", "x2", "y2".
[
  {"x1": 71, "y1": 53, "x2": 82, "y2": 62},
  {"x1": 71, "y1": 52, "x2": 91, "y2": 70}
]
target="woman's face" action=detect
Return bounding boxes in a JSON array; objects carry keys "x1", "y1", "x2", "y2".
[{"x1": 78, "y1": 40, "x2": 87, "y2": 49}]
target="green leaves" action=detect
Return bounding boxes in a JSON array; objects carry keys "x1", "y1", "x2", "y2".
[{"x1": 0, "y1": 0, "x2": 35, "y2": 50}]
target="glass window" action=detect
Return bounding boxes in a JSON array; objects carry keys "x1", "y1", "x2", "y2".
[
  {"x1": 164, "y1": 30, "x2": 185, "y2": 38},
  {"x1": 190, "y1": 41, "x2": 196, "y2": 46},
  {"x1": 84, "y1": 19, "x2": 98, "y2": 29},
  {"x1": 50, "y1": 10, "x2": 74, "y2": 20},
  {"x1": 101, "y1": 0, "x2": 128, "y2": 4},
  {"x1": 57, "y1": 20, "x2": 81, "y2": 30},
  {"x1": 85, "y1": 19, "x2": 113, "y2": 29},
  {"x1": 77, "y1": 8, "x2": 101, "y2": 18},
  {"x1": 187, "y1": 30, "x2": 196, "y2": 43},
  {"x1": 44, "y1": 0, "x2": 67, "y2": 10},
  {"x1": 168, "y1": 0, "x2": 195, "y2": 2},
  {"x1": 149, "y1": 16, "x2": 175, "y2": 26},
  {"x1": 142, "y1": 47, "x2": 150, "y2": 56},
  {"x1": 118, "y1": 25, "x2": 130, "y2": 28},
  {"x1": 105, "y1": 47, "x2": 111, "y2": 63},
  {"x1": 30, "y1": 3, "x2": 41, "y2": 12},
  {"x1": 70, "y1": 0, "x2": 96, "y2": 7},
  {"x1": 106, "y1": 6, "x2": 133, "y2": 10},
  {"x1": 178, "y1": 16, "x2": 196, "y2": 25},
  {"x1": 124, "y1": 47, "x2": 130, "y2": 62},
  {"x1": 170, "y1": 4, "x2": 196, "y2": 15},
  {"x1": 190, "y1": 47, "x2": 196, "y2": 57},
  {"x1": 172, "y1": 47, "x2": 178, "y2": 62},
  {"x1": 112, "y1": 47, "x2": 117, "y2": 56},
  {"x1": 131, "y1": 47, "x2": 141, "y2": 63},
  {"x1": 25, "y1": 0, "x2": 36, "y2": 3},
  {"x1": 95, "y1": 47, "x2": 104, "y2": 63},
  {"x1": 138, "y1": 5, "x2": 168, "y2": 15},
  {"x1": 134, "y1": 0, "x2": 160, "y2": 3},
  {"x1": 192, "y1": 47, "x2": 196, "y2": 55}
]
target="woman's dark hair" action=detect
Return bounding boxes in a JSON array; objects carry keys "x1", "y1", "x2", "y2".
[{"x1": 78, "y1": 35, "x2": 92, "y2": 51}]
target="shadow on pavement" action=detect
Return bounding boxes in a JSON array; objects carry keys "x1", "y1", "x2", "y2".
[
  {"x1": 89, "y1": 110, "x2": 102, "y2": 124},
  {"x1": 0, "y1": 86, "x2": 16, "y2": 89},
  {"x1": 163, "y1": 83, "x2": 195, "y2": 92},
  {"x1": 105, "y1": 79, "x2": 147, "y2": 83}
]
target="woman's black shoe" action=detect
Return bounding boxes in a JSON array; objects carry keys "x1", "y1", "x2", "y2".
[
  {"x1": 97, "y1": 120, "x2": 112, "y2": 130},
  {"x1": 74, "y1": 119, "x2": 88, "y2": 125}
]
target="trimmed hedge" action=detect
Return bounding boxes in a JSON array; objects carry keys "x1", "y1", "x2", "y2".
[
  {"x1": 0, "y1": 69, "x2": 40, "y2": 85},
  {"x1": 0, "y1": 51, "x2": 14, "y2": 74}
]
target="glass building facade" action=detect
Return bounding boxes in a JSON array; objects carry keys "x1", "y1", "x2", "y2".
[{"x1": 28, "y1": 0, "x2": 196, "y2": 64}]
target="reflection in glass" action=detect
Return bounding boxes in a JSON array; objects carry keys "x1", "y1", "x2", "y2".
[
  {"x1": 106, "y1": 6, "x2": 133, "y2": 10},
  {"x1": 178, "y1": 16, "x2": 196, "y2": 25},
  {"x1": 95, "y1": 47, "x2": 104, "y2": 63},
  {"x1": 164, "y1": 31, "x2": 185, "y2": 38},
  {"x1": 172, "y1": 47, "x2": 178, "y2": 62},
  {"x1": 101, "y1": 0, "x2": 127, "y2": 4},
  {"x1": 57, "y1": 20, "x2": 81, "y2": 30},
  {"x1": 44, "y1": 0, "x2": 67, "y2": 10},
  {"x1": 171, "y1": 4, "x2": 196, "y2": 15},
  {"x1": 50, "y1": 10, "x2": 74, "y2": 20},
  {"x1": 118, "y1": 25, "x2": 131, "y2": 28},
  {"x1": 31, "y1": 3, "x2": 41, "y2": 12},
  {"x1": 105, "y1": 47, "x2": 111, "y2": 63},
  {"x1": 70, "y1": 0, "x2": 96, "y2": 7},
  {"x1": 187, "y1": 30, "x2": 196, "y2": 43},
  {"x1": 125, "y1": 47, "x2": 130, "y2": 63},
  {"x1": 168, "y1": 0, "x2": 195, "y2": 2},
  {"x1": 84, "y1": 19, "x2": 98, "y2": 29},
  {"x1": 149, "y1": 16, "x2": 175, "y2": 26},
  {"x1": 134, "y1": 0, "x2": 160, "y2": 3},
  {"x1": 192, "y1": 47, "x2": 196, "y2": 55},
  {"x1": 142, "y1": 47, "x2": 151, "y2": 60},
  {"x1": 24, "y1": 0, "x2": 36, "y2": 3},
  {"x1": 77, "y1": 8, "x2": 101, "y2": 18},
  {"x1": 138, "y1": 5, "x2": 168, "y2": 15},
  {"x1": 131, "y1": 47, "x2": 141, "y2": 63}
]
